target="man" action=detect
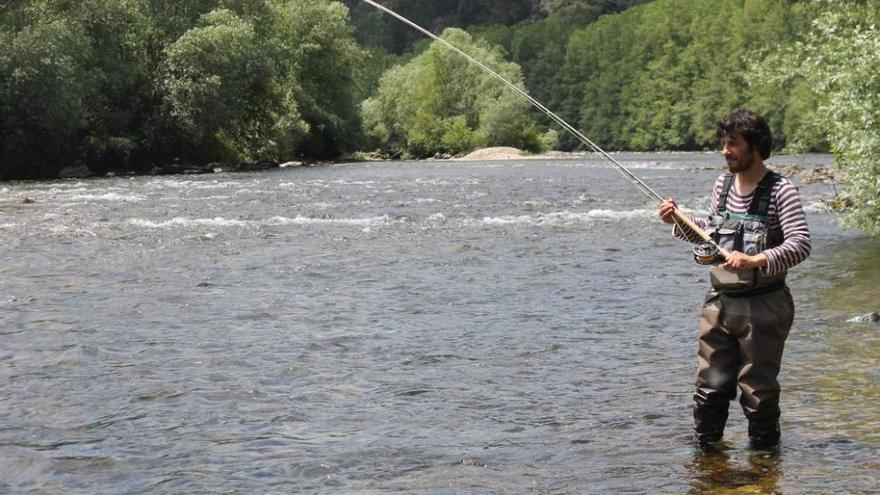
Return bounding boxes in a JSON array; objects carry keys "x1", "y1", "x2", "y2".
[{"x1": 658, "y1": 108, "x2": 811, "y2": 450}]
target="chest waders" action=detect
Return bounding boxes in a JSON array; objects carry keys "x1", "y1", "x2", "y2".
[
  {"x1": 692, "y1": 171, "x2": 794, "y2": 450},
  {"x1": 697, "y1": 171, "x2": 785, "y2": 295}
]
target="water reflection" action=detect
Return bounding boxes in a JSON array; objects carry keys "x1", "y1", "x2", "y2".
[{"x1": 688, "y1": 447, "x2": 782, "y2": 495}]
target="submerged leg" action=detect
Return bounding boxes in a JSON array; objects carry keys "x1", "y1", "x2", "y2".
[
  {"x1": 694, "y1": 292, "x2": 739, "y2": 446},
  {"x1": 733, "y1": 289, "x2": 794, "y2": 449}
]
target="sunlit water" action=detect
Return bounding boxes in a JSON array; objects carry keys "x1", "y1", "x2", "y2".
[{"x1": 1, "y1": 154, "x2": 877, "y2": 494}]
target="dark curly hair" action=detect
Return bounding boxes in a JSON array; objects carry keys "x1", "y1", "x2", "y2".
[{"x1": 716, "y1": 108, "x2": 773, "y2": 160}]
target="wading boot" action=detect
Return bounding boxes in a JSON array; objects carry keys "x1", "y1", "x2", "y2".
[
  {"x1": 748, "y1": 417, "x2": 781, "y2": 451},
  {"x1": 694, "y1": 402, "x2": 729, "y2": 451}
]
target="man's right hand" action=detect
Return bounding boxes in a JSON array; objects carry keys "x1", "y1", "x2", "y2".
[{"x1": 659, "y1": 198, "x2": 678, "y2": 225}]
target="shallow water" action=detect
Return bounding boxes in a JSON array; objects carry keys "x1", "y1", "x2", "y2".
[{"x1": 1, "y1": 154, "x2": 877, "y2": 494}]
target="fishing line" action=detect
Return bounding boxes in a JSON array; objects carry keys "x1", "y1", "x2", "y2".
[{"x1": 359, "y1": 0, "x2": 726, "y2": 256}]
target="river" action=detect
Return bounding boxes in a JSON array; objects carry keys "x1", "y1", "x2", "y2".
[{"x1": 1, "y1": 154, "x2": 877, "y2": 494}]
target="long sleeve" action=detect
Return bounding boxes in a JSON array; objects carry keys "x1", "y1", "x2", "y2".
[
  {"x1": 672, "y1": 175, "x2": 724, "y2": 244},
  {"x1": 762, "y1": 179, "x2": 811, "y2": 276}
]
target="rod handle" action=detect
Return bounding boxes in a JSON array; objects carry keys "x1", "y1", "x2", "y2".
[{"x1": 672, "y1": 210, "x2": 731, "y2": 259}]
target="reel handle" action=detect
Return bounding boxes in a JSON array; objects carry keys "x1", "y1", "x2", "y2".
[{"x1": 672, "y1": 210, "x2": 731, "y2": 260}]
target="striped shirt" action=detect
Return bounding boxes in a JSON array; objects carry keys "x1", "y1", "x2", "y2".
[{"x1": 674, "y1": 171, "x2": 811, "y2": 276}]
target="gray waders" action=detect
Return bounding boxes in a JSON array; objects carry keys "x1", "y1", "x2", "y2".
[
  {"x1": 694, "y1": 286, "x2": 794, "y2": 449},
  {"x1": 693, "y1": 171, "x2": 793, "y2": 449}
]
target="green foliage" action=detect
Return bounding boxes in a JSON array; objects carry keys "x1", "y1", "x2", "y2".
[
  {"x1": 359, "y1": 46, "x2": 416, "y2": 102},
  {"x1": 268, "y1": 0, "x2": 366, "y2": 158},
  {"x1": 0, "y1": 17, "x2": 93, "y2": 179},
  {"x1": 557, "y1": 0, "x2": 802, "y2": 152},
  {"x1": 344, "y1": 0, "x2": 641, "y2": 54},
  {"x1": 471, "y1": 19, "x2": 574, "y2": 132},
  {"x1": 158, "y1": 0, "x2": 365, "y2": 162},
  {"x1": 539, "y1": 0, "x2": 648, "y2": 25},
  {"x1": 756, "y1": 0, "x2": 880, "y2": 235},
  {"x1": 0, "y1": 0, "x2": 365, "y2": 178},
  {"x1": 362, "y1": 28, "x2": 544, "y2": 158},
  {"x1": 160, "y1": 9, "x2": 305, "y2": 161}
]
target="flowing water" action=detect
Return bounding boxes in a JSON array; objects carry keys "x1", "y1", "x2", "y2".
[{"x1": 1, "y1": 154, "x2": 877, "y2": 494}]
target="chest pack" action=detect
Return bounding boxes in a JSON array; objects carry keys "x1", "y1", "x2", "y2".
[
  {"x1": 703, "y1": 171, "x2": 786, "y2": 293},
  {"x1": 711, "y1": 171, "x2": 783, "y2": 255}
]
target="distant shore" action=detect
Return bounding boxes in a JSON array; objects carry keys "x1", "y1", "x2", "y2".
[
  {"x1": 23, "y1": 147, "x2": 834, "y2": 184},
  {"x1": 445, "y1": 147, "x2": 835, "y2": 185}
]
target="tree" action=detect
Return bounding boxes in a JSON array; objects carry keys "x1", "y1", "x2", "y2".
[
  {"x1": 160, "y1": 9, "x2": 305, "y2": 162},
  {"x1": 268, "y1": 0, "x2": 366, "y2": 158},
  {"x1": 557, "y1": 0, "x2": 802, "y2": 152},
  {"x1": 757, "y1": 0, "x2": 880, "y2": 235},
  {"x1": 539, "y1": 0, "x2": 647, "y2": 25},
  {"x1": 0, "y1": 17, "x2": 92, "y2": 179},
  {"x1": 362, "y1": 28, "x2": 544, "y2": 157},
  {"x1": 471, "y1": 19, "x2": 574, "y2": 132}
]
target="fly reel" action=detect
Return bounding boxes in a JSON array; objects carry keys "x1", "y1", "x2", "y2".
[{"x1": 693, "y1": 243, "x2": 722, "y2": 265}]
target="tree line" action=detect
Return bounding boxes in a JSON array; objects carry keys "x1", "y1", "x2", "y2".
[
  {"x1": 1, "y1": 0, "x2": 877, "y2": 233},
  {"x1": 342, "y1": 0, "x2": 646, "y2": 54},
  {"x1": 1, "y1": 0, "x2": 364, "y2": 179}
]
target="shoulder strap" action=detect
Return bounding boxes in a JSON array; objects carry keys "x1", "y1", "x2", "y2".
[
  {"x1": 748, "y1": 171, "x2": 780, "y2": 217},
  {"x1": 717, "y1": 173, "x2": 734, "y2": 213}
]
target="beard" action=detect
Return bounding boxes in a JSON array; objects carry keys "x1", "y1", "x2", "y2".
[{"x1": 726, "y1": 150, "x2": 755, "y2": 174}]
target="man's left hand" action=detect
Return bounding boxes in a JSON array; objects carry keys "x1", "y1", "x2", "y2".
[{"x1": 724, "y1": 251, "x2": 768, "y2": 271}]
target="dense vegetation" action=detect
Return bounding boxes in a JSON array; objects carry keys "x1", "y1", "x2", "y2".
[
  {"x1": 0, "y1": 0, "x2": 364, "y2": 179},
  {"x1": 361, "y1": 28, "x2": 548, "y2": 158},
  {"x1": 343, "y1": 0, "x2": 646, "y2": 54},
  {"x1": 1, "y1": 0, "x2": 877, "y2": 234},
  {"x1": 758, "y1": 0, "x2": 880, "y2": 235}
]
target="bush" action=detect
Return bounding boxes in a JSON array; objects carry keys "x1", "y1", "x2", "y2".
[
  {"x1": 0, "y1": 19, "x2": 93, "y2": 179},
  {"x1": 268, "y1": 0, "x2": 366, "y2": 158},
  {"x1": 362, "y1": 28, "x2": 544, "y2": 158},
  {"x1": 160, "y1": 9, "x2": 305, "y2": 162},
  {"x1": 756, "y1": 1, "x2": 880, "y2": 236}
]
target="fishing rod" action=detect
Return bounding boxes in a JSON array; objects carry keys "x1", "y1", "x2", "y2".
[{"x1": 358, "y1": 0, "x2": 728, "y2": 257}]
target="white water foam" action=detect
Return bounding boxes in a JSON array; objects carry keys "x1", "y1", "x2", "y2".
[
  {"x1": 149, "y1": 180, "x2": 238, "y2": 190},
  {"x1": 126, "y1": 215, "x2": 396, "y2": 229},
  {"x1": 267, "y1": 215, "x2": 394, "y2": 226},
  {"x1": 476, "y1": 208, "x2": 658, "y2": 226},
  {"x1": 127, "y1": 217, "x2": 249, "y2": 229},
  {"x1": 67, "y1": 193, "x2": 145, "y2": 202}
]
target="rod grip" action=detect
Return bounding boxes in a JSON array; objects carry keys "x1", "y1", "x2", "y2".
[{"x1": 672, "y1": 210, "x2": 731, "y2": 259}]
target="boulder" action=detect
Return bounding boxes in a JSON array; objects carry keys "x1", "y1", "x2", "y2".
[
  {"x1": 846, "y1": 312, "x2": 880, "y2": 323},
  {"x1": 57, "y1": 163, "x2": 92, "y2": 178}
]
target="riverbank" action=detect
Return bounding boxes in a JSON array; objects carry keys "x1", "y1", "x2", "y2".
[
  {"x1": 12, "y1": 147, "x2": 835, "y2": 184},
  {"x1": 53, "y1": 160, "x2": 309, "y2": 179}
]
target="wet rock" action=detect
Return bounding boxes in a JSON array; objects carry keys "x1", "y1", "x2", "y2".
[
  {"x1": 150, "y1": 160, "x2": 278, "y2": 175},
  {"x1": 21, "y1": 197, "x2": 35, "y2": 204},
  {"x1": 457, "y1": 458, "x2": 488, "y2": 468},
  {"x1": 57, "y1": 163, "x2": 92, "y2": 178},
  {"x1": 772, "y1": 164, "x2": 835, "y2": 184},
  {"x1": 846, "y1": 312, "x2": 880, "y2": 323},
  {"x1": 238, "y1": 161, "x2": 278, "y2": 172}
]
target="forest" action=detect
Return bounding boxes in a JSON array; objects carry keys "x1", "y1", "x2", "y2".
[{"x1": 1, "y1": 0, "x2": 878, "y2": 234}]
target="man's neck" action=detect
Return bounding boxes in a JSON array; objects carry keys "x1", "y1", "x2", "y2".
[{"x1": 735, "y1": 159, "x2": 768, "y2": 195}]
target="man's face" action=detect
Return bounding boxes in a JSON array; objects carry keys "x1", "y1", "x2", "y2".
[{"x1": 721, "y1": 133, "x2": 757, "y2": 174}]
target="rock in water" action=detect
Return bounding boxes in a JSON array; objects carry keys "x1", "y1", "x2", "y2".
[{"x1": 846, "y1": 312, "x2": 880, "y2": 323}]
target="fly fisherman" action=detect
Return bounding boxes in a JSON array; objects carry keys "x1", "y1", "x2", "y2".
[{"x1": 658, "y1": 108, "x2": 811, "y2": 450}]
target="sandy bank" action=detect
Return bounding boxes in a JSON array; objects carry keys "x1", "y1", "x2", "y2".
[{"x1": 453, "y1": 147, "x2": 535, "y2": 161}]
